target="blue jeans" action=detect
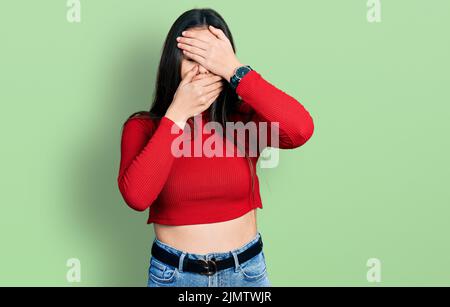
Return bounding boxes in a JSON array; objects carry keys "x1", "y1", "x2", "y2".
[{"x1": 147, "y1": 231, "x2": 271, "y2": 287}]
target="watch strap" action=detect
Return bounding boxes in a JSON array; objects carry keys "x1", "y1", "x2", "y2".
[{"x1": 230, "y1": 65, "x2": 252, "y2": 90}]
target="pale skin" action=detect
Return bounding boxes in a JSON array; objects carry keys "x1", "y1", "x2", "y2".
[{"x1": 156, "y1": 25, "x2": 257, "y2": 254}]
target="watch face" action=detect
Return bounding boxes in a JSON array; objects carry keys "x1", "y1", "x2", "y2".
[{"x1": 237, "y1": 66, "x2": 250, "y2": 78}]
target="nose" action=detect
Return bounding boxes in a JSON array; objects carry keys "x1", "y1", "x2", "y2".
[{"x1": 197, "y1": 65, "x2": 209, "y2": 74}]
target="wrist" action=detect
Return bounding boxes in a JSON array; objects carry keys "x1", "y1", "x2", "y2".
[
  {"x1": 224, "y1": 60, "x2": 244, "y2": 82},
  {"x1": 165, "y1": 107, "x2": 187, "y2": 129}
]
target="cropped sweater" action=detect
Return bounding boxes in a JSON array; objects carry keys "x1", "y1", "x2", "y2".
[{"x1": 117, "y1": 69, "x2": 314, "y2": 225}]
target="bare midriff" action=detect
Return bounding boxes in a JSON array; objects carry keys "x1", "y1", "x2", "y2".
[{"x1": 153, "y1": 209, "x2": 258, "y2": 254}]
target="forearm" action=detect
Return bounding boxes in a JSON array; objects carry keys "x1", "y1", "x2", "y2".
[
  {"x1": 236, "y1": 70, "x2": 315, "y2": 148},
  {"x1": 117, "y1": 116, "x2": 184, "y2": 211}
]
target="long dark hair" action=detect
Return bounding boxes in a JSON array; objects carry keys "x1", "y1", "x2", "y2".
[{"x1": 125, "y1": 8, "x2": 256, "y2": 202}]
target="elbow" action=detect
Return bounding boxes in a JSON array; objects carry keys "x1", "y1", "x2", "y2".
[
  {"x1": 117, "y1": 176, "x2": 153, "y2": 212},
  {"x1": 290, "y1": 114, "x2": 315, "y2": 148},
  {"x1": 124, "y1": 196, "x2": 151, "y2": 212}
]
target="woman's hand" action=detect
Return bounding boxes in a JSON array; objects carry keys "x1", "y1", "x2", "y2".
[
  {"x1": 176, "y1": 25, "x2": 243, "y2": 81},
  {"x1": 165, "y1": 64, "x2": 224, "y2": 128}
]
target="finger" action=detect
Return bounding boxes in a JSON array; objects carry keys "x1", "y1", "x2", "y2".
[
  {"x1": 208, "y1": 25, "x2": 227, "y2": 41},
  {"x1": 182, "y1": 30, "x2": 211, "y2": 43},
  {"x1": 205, "y1": 93, "x2": 220, "y2": 107},
  {"x1": 182, "y1": 50, "x2": 205, "y2": 66},
  {"x1": 177, "y1": 37, "x2": 208, "y2": 50},
  {"x1": 203, "y1": 81, "x2": 224, "y2": 94},
  {"x1": 180, "y1": 64, "x2": 198, "y2": 85},
  {"x1": 191, "y1": 75, "x2": 222, "y2": 86},
  {"x1": 192, "y1": 73, "x2": 209, "y2": 82},
  {"x1": 203, "y1": 87, "x2": 223, "y2": 103},
  {"x1": 178, "y1": 43, "x2": 207, "y2": 58}
]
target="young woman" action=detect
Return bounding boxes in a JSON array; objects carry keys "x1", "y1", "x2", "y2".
[{"x1": 117, "y1": 8, "x2": 314, "y2": 287}]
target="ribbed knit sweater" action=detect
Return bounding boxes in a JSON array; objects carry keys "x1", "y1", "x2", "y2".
[{"x1": 117, "y1": 70, "x2": 314, "y2": 225}]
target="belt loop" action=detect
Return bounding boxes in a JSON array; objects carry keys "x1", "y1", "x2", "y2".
[
  {"x1": 231, "y1": 250, "x2": 240, "y2": 272},
  {"x1": 179, "y1": 252, "x2": 187, "y2": 272}
]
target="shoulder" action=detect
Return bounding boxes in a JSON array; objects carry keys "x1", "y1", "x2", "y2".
[{"x1": 121, "y1": 112, "x2": 160, "y2": 137}]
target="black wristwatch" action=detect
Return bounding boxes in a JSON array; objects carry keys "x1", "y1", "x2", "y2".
[{"x1": 229, "y1": 65, "x2": 253, "y2": 90}]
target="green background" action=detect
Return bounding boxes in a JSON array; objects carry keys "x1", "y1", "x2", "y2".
[{"x1": 1, "y1": 0, "x2": 449, "y2": 286}]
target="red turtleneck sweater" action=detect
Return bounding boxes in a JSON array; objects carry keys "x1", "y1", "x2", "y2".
[{"x1": 117, "y1": 70, "x2": 314, "y2": 225}]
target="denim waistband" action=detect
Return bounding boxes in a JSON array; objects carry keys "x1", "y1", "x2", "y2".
[{"x1": 152, "y1": 231, "x2": 262, "y2": 262}]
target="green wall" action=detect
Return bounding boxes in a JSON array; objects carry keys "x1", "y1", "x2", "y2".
[{"x1": 1, "y1": 0, "x2": 449, "y2": 286}]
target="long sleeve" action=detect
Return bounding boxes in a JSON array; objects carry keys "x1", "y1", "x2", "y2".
[
  {"x1": 117, "y1": 116, "x2": 184, "y2": 211},
  {"x1": 236, "y1": 69, "x2": 315, "y2": 149}
]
